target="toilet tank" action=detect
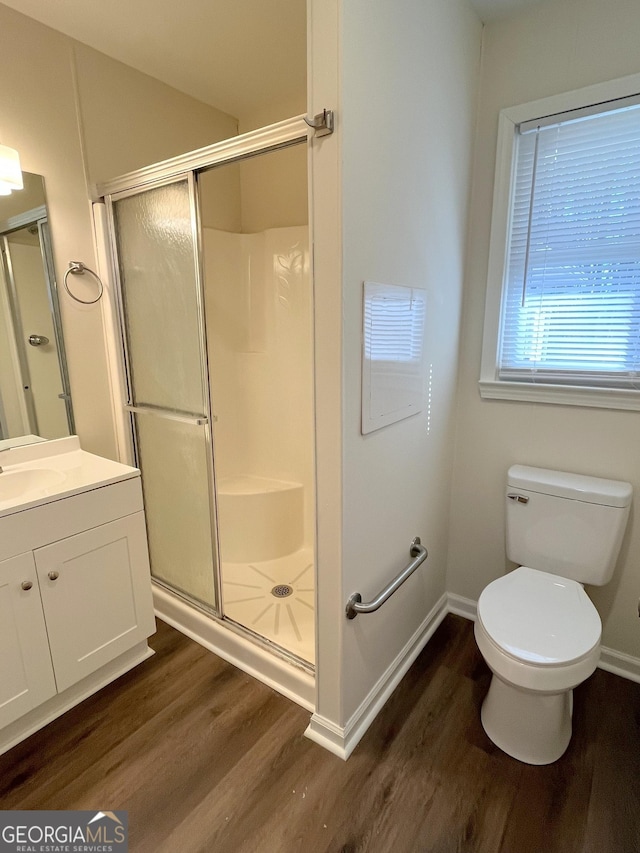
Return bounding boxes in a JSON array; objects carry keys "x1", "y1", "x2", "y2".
[{"x1": 506, "y1": 465, "x2": 632, "y2": 585}]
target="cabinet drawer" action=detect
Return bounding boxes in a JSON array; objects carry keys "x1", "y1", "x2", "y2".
[{"x1": 0, "y1": 478, "x2": 144, "y2": 561}]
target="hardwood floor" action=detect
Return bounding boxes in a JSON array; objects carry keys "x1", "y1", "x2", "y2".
[{"x1": 2, "y1": 614, "x2": 640, "y2": 852}]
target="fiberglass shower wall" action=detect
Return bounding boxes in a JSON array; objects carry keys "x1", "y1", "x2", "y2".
[{"x1": 199, "y1": 144, "x2": 315, "y2": 663}]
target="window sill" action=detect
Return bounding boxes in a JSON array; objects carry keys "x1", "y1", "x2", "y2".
[{"x1": 478, "y1": 380, "x2": 640, "y2": 412}]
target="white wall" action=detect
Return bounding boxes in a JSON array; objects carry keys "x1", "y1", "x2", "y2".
[
  {"x1": 448, "y1": 0, "x2": 640, "y2": 660},
  {"x1": 73, "y1": 43, "x2": 238, "y2": 188},
  {"x1": 239, "y1": 94, "x2": 307, "y2": 136},
  {"x1": 0, "y1": 4, "x2": 113, "y2": 456},
  {"x1": 0, "y1": 3, "x2": 238, "y2": 458},
  {"x1": 307, "y1": 0, "x2": 344, "y2": 729},
  {"x1": 311, "y1": 0, "x2": 482, "y2": 738}
]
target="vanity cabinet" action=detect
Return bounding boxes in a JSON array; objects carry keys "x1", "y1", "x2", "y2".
[
  {"x1": 0, "y1": 552, "x2": 57, "y2": 729},
  {"x1": 0, "y1": 506, "x2": 155, "y2": 736},
  {"x1": 0, "y1": 438, "x2": 156, "y2": 755},
  {"x1": 35, "y1": 512, "x2": 153, "y2": 693}
]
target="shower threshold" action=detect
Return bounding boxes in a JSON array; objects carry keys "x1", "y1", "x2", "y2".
[{"x1": 151, "y1": 580, "x2": 315, "y2": 710}]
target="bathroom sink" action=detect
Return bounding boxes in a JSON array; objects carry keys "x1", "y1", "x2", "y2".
[
  {"x1": 0, "y1": 436, "x2": 141, "y2": 517},
  {"x1": 0, "y1": 467, "x2": 66, "y2": 501}
]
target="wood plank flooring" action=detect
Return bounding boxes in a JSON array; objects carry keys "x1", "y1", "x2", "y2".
[{"x1": 2, "y1": 614, "x2": 640, "y2": 852}]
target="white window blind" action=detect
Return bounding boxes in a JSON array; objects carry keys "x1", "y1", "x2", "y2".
[{"x1": 499, "y1": 99, "x2": 640, "y2": 389}]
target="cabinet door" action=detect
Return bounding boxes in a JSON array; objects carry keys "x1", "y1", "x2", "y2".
[
  {"x1": 0, "y1": 552, "x2": 57, "y2": 729},
  {"x1": 35, "y1": 512, "x2": 155, "y2": 693}
]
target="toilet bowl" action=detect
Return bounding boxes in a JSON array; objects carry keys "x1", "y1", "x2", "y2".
[
  {"x1": 475, "y1": 567, "x2": 601, "y2": 764},
  {"x1": 474, "y1": 465, "x2": 631, "y2": 764}
]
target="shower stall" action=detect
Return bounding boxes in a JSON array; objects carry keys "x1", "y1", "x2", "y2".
[{"x1": 98, "y1": 119, "x2": 316, "y2": 698}]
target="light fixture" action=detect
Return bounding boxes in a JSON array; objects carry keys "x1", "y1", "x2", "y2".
[{"x1": 0, "y1": 144, "x2": 23, "y2": 194}]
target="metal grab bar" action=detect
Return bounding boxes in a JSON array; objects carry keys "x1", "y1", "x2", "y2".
[{"x1": 345, "y1": 537, "x2": 428, "y2": 620}]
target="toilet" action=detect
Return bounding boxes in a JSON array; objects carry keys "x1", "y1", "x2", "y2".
[{"x1": 474, "y1": 464, "x2": 632, "y2": 765}]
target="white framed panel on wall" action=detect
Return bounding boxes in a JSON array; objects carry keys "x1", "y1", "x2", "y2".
[{"x1": 361, "y1": 281, "x2": 427, "y2": 434}]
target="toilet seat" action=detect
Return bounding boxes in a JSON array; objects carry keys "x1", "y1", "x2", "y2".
[{"x1": 477, "y1": 566, "x2": 601, "y2": 666}]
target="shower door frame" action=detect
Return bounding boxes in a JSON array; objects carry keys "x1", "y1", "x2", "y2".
[
  {"x1": 98, "y1": 115, "x2": 315, "y2": 669},
  {"x1": 105, "y1": 171, "x2": 221, "y2": 615}
]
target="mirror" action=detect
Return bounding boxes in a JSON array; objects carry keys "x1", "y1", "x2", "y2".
[{"x1": 0, "y1": 172, "x2": 74, "y2": 448}]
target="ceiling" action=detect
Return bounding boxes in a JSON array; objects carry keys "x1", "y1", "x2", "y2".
[
  {"x1": 0, "y1": 0, "x2": 547, "y2": 121},
  {"x1": 0, "y1": 0, "x2": 307, "y2": 122}
]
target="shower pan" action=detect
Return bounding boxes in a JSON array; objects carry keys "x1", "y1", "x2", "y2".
[{"x1": 99, "y1": 118, "x2": 316, "y2": 701}]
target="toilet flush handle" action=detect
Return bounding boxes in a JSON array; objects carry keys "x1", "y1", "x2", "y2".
[{"x1": 507, "y1": 493, "x2": 529, "y2": 504}]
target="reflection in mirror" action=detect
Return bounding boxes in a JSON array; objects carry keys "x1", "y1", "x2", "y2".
[{"x1": 0, "y1": 172, "x2": 74, "y2": 447}]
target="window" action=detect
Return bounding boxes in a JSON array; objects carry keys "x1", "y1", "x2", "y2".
[{"x1": 480, "y1": 76, "x2": 640, "y2": 410}]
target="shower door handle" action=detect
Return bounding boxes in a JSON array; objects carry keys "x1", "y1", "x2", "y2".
[
  {"x1": 28, "y1": 334, "x2": 49, "y2": 346},
  {"x1": 125, "y1": 404, "x2": 208, "y2": 426}
]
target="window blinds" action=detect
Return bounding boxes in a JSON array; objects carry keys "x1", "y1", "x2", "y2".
[{"x1": 499, "y1": 100, "x2": 640, "y2": 388}]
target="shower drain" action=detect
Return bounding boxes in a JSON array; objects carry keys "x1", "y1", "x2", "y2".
[{"x1": 271, "y1": 584, "x2": 294, "y2": 599}]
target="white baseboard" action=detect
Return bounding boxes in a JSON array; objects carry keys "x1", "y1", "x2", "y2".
[
  {"x1": 307, "y1": 590, "x2": 640, "y2": 761},
  {"x1": 447, "y1": 592, "x2": 477, "y2": 621},
  {"x1": 304, "y1": 592, "x2": 449, "y2": 760},
  {"x1": 598, "y1": 646, "x2": 640, "y2": 684},
  {"x1": 304, "y1": 714, "x2": 351, "y2": 759},
  {"x1": 447, "y1": 592, "x2": 640, "y2": 685},
  {"x1": 157, "y1": 580, "x2": 640, "y2": 762}
]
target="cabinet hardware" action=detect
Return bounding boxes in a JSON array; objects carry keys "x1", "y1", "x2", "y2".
[
  {"x1": 48, "y1": 571, "x2": 60, "y2": 581},
  {"x1": 21, "y1": 580, "x2": 33, "y2": 591}
]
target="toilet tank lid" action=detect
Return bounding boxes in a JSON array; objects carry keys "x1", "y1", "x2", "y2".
[{"x1": 508, "y1": 465, "x2": 633, "y2": 508}]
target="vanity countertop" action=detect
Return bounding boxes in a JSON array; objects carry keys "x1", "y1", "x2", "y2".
[{"x1": 0, "y1": 436, "x2": 140, "y2": 518}]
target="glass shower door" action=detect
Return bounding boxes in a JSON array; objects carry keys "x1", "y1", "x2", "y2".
[{"x1": 109, "y1": 176, "x2": 219, "y2": 611}]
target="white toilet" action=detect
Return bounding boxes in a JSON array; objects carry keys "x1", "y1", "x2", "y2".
[{"x1": 474, "y1": 464, "x2": 632, "y2": 765}]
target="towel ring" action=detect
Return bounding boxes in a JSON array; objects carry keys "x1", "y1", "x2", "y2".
[{"x1": 63, "y1": 261, "x2": 104, "y2": 305}]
